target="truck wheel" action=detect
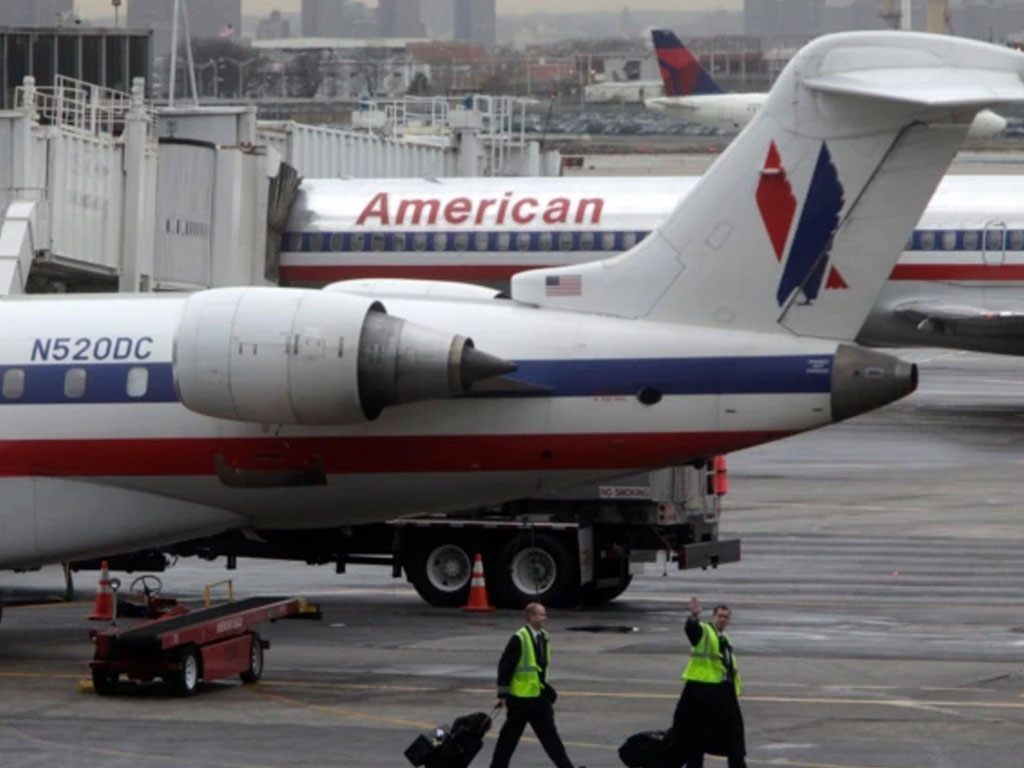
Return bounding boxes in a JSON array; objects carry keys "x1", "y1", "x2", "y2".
[
  {"x1": 170, "y1": 646, "x2": 201, "y2": 696},
  {"x1": 406, "y1": 539, "x2": 475, "y2": 607},
  {"x1": 495, "y1": 533, "x2": 578, "y2": 609},
  {"x1": 240, "y1": 632, "x2": 264, "y2": 684},
  {"x1": 580, "y1": 575, "x2": 634, "y2": 606},
  {"x1": 91, "y1": 668, "x2": 118, "y2": 695}
]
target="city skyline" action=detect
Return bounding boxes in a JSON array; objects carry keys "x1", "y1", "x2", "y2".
[{"x1": 76, "y1": 0, "x2": 740, "y2": 19}]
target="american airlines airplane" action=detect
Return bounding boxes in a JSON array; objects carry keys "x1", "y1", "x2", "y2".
[
  {"x1": 643, "y1": 29, "x2": 1008, "y2": 139},
  {"x1": 2, "y1": 32, "x2": 1022, "y2": 576},
  {"x1": 280, "y1": 175, "x2": 1024, "y2": 356}
]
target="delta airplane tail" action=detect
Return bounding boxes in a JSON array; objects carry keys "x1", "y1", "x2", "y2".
[
  {"x1": 513, "y1": 32, "x2": 1024, "y2": 342},
  {"x1": 651, "y1": 29, "x2": 724, "y2": 96}
]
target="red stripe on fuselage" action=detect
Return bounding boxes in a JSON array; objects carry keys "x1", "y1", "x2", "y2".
[
  {"x1": 890, "y1": 264, "x2": 1024, "y2": 281},
  {"x1": 0, "y1": 432, "x2": 791, "y2": 477}
]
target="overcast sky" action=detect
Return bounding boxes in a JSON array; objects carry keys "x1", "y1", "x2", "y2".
[{"x1": 77, "y1": 0, "x2": 740, "y2": 18}]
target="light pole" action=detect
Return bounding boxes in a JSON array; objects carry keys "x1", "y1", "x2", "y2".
[{"x1": 111, "y1": 0, "x2": 121, "y2": 28}]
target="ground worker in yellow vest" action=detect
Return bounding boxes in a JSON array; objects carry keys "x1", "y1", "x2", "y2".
[
  {"x1": 668, "y1": 595, "x2": 747, "y2": 768},
  {"x1": 488, "y1": 602, "x2": 584, "y2": 768}
]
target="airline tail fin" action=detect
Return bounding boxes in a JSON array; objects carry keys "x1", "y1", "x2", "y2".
[
  {"x1": 651, "y1": 29, "x2": 725, "y2": 96},
  {"x1": 513, "y1": 32, "x2": 1024, "y2": 342}
]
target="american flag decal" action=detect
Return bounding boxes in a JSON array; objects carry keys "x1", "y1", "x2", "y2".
[{"x1": 545, "y1": 274, "x2": 582, "y2": 297}]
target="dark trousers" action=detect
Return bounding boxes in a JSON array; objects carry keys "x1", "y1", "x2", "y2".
[
  {"x1": 489, "y1": 696, "x2": 574, "y2": 768},
  {"x1": 670, "y1": 682, "x2": 747, "y2": 768}
]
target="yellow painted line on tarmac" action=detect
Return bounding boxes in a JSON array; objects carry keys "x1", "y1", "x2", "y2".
[{"x1": 0, "y1": 670, "x2": 83, "y2": 680}]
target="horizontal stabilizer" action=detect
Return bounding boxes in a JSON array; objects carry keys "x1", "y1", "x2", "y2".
[
  {"x1": 805, "y1": 67, "x2": 1024, "y2": 108},
  {"x1": 896, "y1": 299, "x2": 1024, "y2": 335}
]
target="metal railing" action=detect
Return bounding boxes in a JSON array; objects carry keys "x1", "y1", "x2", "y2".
[{"x1": 15, "y1": 75, "x2": 154, "y2": 139}]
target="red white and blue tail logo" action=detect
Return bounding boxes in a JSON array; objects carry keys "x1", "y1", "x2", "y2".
[{"x1": 756, "y1": 141, "x2": 848, "y2": 307}]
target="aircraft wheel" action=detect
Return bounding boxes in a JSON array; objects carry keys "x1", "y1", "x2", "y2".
[
  {"x1": 240, "y1": 632, "x2": 264, "y2": 684},
  {"x1": 406, "y1": 538, "x2": 475, "y2": 607},
  {"x1": 494, "y1": 533, "x2": 578, "y2": 609}
]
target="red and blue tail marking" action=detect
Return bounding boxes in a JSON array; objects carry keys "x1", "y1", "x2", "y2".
[
  {"x1": 652, "y1": 29, "x2": 725, "y2": 96},
  {"x1": 757, "y1": 141, "x2": 849, "y2": 306}
]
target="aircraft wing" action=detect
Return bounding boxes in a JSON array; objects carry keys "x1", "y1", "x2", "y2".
[{"x1": 895, "y1": 299, "x2": 1024, "y2": 335}]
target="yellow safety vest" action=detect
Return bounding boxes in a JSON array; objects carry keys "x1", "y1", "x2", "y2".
[
  {"x1": 509, "y1": 626, "x2": 549, "y2": 698},
  {"x1": 682, "y1": 621, "x2": 742, "y2": 696}
]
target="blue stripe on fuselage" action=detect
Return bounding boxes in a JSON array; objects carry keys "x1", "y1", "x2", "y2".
[{"x1": 0, "y1": 355, "x2": 832, "y2": 406}]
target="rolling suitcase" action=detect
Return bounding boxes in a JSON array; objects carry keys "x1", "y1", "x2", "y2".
[
  {"x1": 618, "y1": 729, "x2": 680, "y2": 768},
  {"x1": 404, "y1": 708, "x2": 496, "y2": 768}
]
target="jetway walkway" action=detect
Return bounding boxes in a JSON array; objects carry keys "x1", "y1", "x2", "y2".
[{"x1": 0, "y1": 76, "x2": 560, "y2": 296}]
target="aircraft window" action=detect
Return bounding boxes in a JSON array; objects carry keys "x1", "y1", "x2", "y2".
[
  {"x1": 496, "y1": 232, "x2": 511, "y2": 251},
  {"x1": 601, "y1": 233, "x2": 617, "y2": 251},
  {"x1": 330, "y1": 234, "x2": 343, "y2": 251},
  {"x1": 393, "y1": 233, "x2": 406, "y2": 252},
  {"x1": 962, "y1": 230, "x2": 980, "y2": 250},
  {"x1": 289, "y1": 233, "x2": 303, "y2": 251},
  {"x1": 558, "y1": 232, "x2": 574, "y2": 250},
  {"x1": 580, "y1": 231, "x2": 594, "y2": 250},
  {"x1": 986, "y1": 230, "x2": 1004, "y2": 250},
  {"x1": 433, "y1": 233, "x2": 448, "y2": 251},
  {"x1": 454, "y1": 232, "x2": 468, "y2": 251},
  {"x1": 351, "y1": 233, "x2": 365, "y2": 251},
  {"x1": 475, "y1": 233, "x2": 489, "y2": 251},
  {"x1": 64, "y1": 367, "x2": 86, "y2": 399},
  {"x1": 371, "y1": 233, "x2": 386, "y2": 251},
  {"x1": 126, "y1": 367, "x2": 149, "y2": 398},
  {"x1": 622, "y1": 232, "x2": 637, "y2": 249},
  {"x1": 538, "y1": 232, "x2": 553, "y2": 250},
  {"x1": 413, "y1": 232, "x2": 427, "y2": 251},
  {"x1": 2, "y1": 369, "x2": 24, "y2": 399},
  {"x1": 918, "y1": 231, "x2": 935, "y2": 250},
  {"x1": 516, "y1": 233, "x2": 531, "y2": 251},
  {"x1": 1009, "y1": 230, "x2": 1024, "y2": 250},
  {"x1": 941, "y1": 231, "x2": 957, "y2": 250}
]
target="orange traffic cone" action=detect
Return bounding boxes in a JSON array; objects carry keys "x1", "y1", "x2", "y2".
[
  {"x1": 87, "y1": 561, "x2": 115, "y2": 621},
  {"x1": 463, "y1": 554, "x2": 495, "y2": 612}
]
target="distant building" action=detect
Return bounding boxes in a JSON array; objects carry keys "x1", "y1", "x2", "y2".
[
  {"x1": 257, "y1": 10, "x2": 291, "y2": 40},
  {"x1": 743, "y1": 0, "x2": 823, "y2": 39},
  {"x1": 453, "y1": 0, "x2": 495, "y2": 49},
  {"x1": 302, "y1": 0, "x2": 347, "y2": 37},
  {"x1": 420, "y1": 0, "x2": 454, "y2": 39},
  {"x1": 128, "y1": 0, "x2": 241, "y2": 58},
  {"x1": 378, "y1": 0, "x2": 425, "y2": 38},
  {"x1": 0, "y1": 0, "x2": 73, "y2": 27},
  {"x1": 0, "y1": 26, "x2": 151, "y2": 108}
]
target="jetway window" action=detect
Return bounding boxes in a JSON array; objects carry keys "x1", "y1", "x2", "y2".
[
  {"x1": 32, "y1": 35, "x2": 56, "y2": 88},
  {"x1": 106, "y1": 35, "x2": 127, "y2": 92},
  {"x1": 580, "y1": 232, "x2": 594, "y2": 250},
  {"x1": 963, "y1": 231, "x2": 980, "y2": 250},
  {"x1": 2, "y1": 369, "x2": 25, "y2": 400},
  {"x1": 558, "y1": 232, "x2": 573, "y2": 250},
  {"x1": 393, "y1": 234, "x2": 406, "y2": 252},
  {"x1": 1009, "y1": 231, "x2": 1024, "y2": 250},
  {"x1": 918, "y1": 231, "x2": 935, "y2": 250},
  {"x1": 350, "y1": 233, "x2": 365, "y2": 251},
  {"x1": 474, "y1": 233, "x2": 489, "y2": 251},
  {"x1": 64, "y1": 368, "x2": 87, "y2": 399},
  {"x1": 496, "y1": 233, "x2": 510, "y2": 251},
  {"x1": 941, "y1": 231, "x2": 957, "y2": 250},
  {"x1": 413, "y1": 233, "x2": 427, "y2": 251},
  {"x1": 126, "y1": 367, "x2": 149, "y2": 398},
  {"x1": 58, "y1": 35, "x2": 80, "y2": 79},
  {"x1": 538, "y1": 233, "x2": 553, "y2": 251},
  {"x1": 986, "y1": 230, "x2": 1004, "y2": 251}
]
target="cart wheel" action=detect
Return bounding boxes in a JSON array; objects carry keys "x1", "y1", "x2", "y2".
[
  {"x1": 170, "y1": 646, "x2": 201, "y2": 696},
  {"x1": 91, "y1": 668, "x2": 118, "y2": 696},
  {"x1": 240, "y1": 632, "x2": 264, "y2": 684}
]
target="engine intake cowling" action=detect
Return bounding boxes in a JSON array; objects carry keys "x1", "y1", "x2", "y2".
[{"x1": 173, "y1": 287, "x2": 515, "y2": 424}]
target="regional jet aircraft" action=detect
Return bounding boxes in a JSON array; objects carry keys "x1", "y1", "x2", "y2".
[{"x1": 2, "y1": 32, "x2": 1022, "y2": 575}]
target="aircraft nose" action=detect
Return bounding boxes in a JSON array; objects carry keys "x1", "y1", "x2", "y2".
[{"x1": 830, "y1": 344, "x2": 917, "y2": 422}]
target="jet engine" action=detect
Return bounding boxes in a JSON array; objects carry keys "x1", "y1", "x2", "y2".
[{"x1": 173, "y1": 287, "x2": 516, "y2": 424}]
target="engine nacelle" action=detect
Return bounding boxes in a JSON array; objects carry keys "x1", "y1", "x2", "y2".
[{"x1": 174, "y1": 287, "x2": 515, "y2": 425}]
